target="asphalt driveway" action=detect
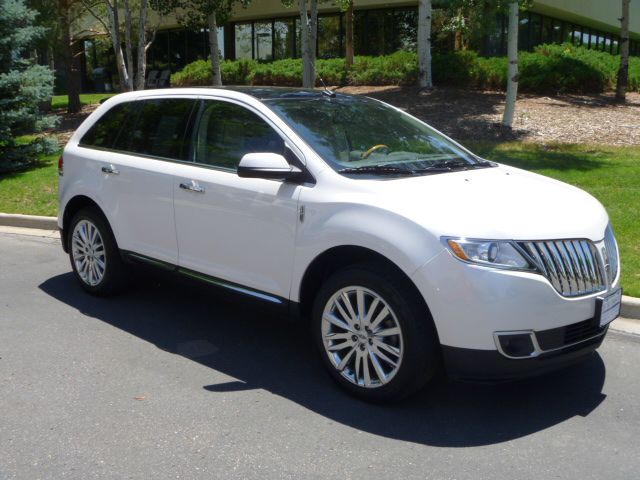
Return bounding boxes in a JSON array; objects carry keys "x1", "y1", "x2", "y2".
[{"x1": 1, "y1": 232, "x2": 639, "y2": 479}]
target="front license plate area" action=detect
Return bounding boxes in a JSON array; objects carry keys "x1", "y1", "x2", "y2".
[{"x1": 596, "y1": 288, "x2": 623, "y2": 327}]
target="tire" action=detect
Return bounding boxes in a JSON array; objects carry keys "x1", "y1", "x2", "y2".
[
  {"x1": 67, "y1": 207, "x2": 127, "y2": 296},
  {"x1": 312, "y1": 263, "x2": 440, "y2": 403}
]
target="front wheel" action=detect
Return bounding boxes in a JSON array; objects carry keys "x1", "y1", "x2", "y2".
[
  {"x1": 68, "y1": 207, "x2": 127, "y2": 295},
  {"x1": 312, "y1": 264, "x2": 440, "y2": 403}
]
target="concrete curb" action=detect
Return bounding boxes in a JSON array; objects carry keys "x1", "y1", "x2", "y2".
[
  {"x1": 1, "y1": 212, "x2": 639, "y2": 321},
  {"x1": 0, "y1": 212, "x2": 58, "y2": 230},
  {"x1": 622, "y1": 295, "x2": 640, "y2": 320}
]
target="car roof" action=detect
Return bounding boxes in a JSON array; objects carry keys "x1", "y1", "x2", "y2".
[
  {"x1": 104, "y1": 86, "x2": 361, "y2": 110},
  {"x1": 207, "y1": 86, "x2": 353, "y2": 101}
]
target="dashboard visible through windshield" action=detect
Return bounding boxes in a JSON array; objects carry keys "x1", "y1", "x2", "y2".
[{"x1": 265, "y1": 94, "x2": 494, "y2": 177}]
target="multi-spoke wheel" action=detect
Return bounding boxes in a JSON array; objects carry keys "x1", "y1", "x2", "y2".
[
  {"x1": 313, "y1": 263, "x2": 440, "y2": 402},
  {"x1": 322, "y1": 286, "x2": 403, "y2": 388},
  {"x1": 71, "y1": 220, "x2": 107, "y2": 287},
  {"x1": 68, "y1": 207, "x2": 127, "y2": 295}
]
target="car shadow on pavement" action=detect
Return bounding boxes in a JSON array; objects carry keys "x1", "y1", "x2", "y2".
[{"x1": 39, "y1": 272, "x2": 607, "y2": 448}]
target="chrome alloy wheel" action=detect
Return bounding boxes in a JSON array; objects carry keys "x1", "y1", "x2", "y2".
[
  {"x1": 321, "y1": 286, "x2": 404, "y2": 388},
  {"x1": 71, "y1": 219, "x2": 107, "y2": 287}
]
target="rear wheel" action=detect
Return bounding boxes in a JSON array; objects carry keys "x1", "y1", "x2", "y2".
[
  {"x1": 68, "y1": 207, "x2": 127, "y2": 295},
  {"x1": 312, "y1": 263, "x2": 440, "y2": 402}
]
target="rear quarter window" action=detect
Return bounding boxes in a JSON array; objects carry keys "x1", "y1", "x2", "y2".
[{"x1": 79, "y1": 102, "x2": 136, "y2": 149}]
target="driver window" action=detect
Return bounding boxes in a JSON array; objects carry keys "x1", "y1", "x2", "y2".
[{"x1": 194, "y1": 100, "x2": 285, "y2": 170}]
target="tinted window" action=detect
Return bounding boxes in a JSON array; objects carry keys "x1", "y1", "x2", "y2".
[
  {"x1": 127, "y1": 98, "x2": 196, "y2": 160},
  {"x1": 80, "y1": 103, "x2": 135, "y2": 149},
  {"x1": 194, "y1": 101, "x2": 284, "y2": 170}
]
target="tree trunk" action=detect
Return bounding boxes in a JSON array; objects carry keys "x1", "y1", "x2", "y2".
[
  {"x1": 208, "y1": 12, "x2": 222, "y2": 86},
  {"x1": 417, "y1": 0, "x2": 433, "y2": 89},
  {"x1": 107, "y1": 1, "x2": 131, "y2": 91},
  {"x1": 123, "y1": 0, "x2": 135, "y2": 90},
  {"x1": 345, "y1": 1, "x2": 354, "y2": 69},
  {"x1": 59, "y1": 0, "x2": 81, "y2": 113},
  {"x1": 299, "y1": 0, "x2": 309, "y2": 86},
  {"x1": 616, "y1": 0, "x2": 630, "y2": 102},
  {"x1": 502, "y1": 1, "x2": 519, "y2": 128},
  {"x1": 300, "y1": 0, "x2": 317, "y2": 88},
  {"x1": 135, "y1": 0, "x2": 149, "y2": 90}
]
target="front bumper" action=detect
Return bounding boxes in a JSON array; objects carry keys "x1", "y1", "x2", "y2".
[
  {"x1": 442, "y1": 326, "x2": 606, "y2": 382},
  {"x1": 412, "y1": 249, "x2": 619, "y2": 350},
  {"x1": 411, "y1": 249, "x2": 617, "y2": 380}
]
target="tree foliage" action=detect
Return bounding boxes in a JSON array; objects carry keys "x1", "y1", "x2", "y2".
[
  {"x1": 442, "y1": 0, "x2": 531, "y2": 52},
  {"x1": 0, "y1": 0, "x2": 58, "y2": 172}
]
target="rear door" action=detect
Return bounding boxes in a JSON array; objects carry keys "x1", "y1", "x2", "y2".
[{"x1": 79, "y1": 97, "x2": 197, "y2": 264}]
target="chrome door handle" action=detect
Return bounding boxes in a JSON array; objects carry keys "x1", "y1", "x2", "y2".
[
  {"x1": 101, "y1": 164, "x2": 119, "y2": 175},
  {"x1": 179, "y1": 181, "x2": 205, "y2": 193}
]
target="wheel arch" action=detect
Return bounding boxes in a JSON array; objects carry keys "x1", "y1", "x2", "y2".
[
  {"x1": 61, "y1": 195, "x2": 110, "y2": 253},
  {"x1": 297, "y1": 245, "x2": 434, "y2": 324}
]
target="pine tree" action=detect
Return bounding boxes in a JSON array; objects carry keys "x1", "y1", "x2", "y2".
[{"x1": 0, "y1": 0, "x2": 58, "y2": 172}]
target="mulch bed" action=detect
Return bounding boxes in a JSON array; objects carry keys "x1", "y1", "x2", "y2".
[{"x1": 338, "y1": 86, "x2": 640, "y2": 146}]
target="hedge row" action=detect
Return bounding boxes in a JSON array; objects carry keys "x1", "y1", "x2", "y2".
[{"x1": 171, "y1": 44, "x2": 640, "y2": 94}]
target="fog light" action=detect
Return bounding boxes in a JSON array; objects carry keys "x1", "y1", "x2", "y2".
[{"x1": 495, "y1": 332, "x2": 536, "y2": 358}]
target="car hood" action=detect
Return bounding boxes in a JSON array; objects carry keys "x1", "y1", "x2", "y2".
[{"x1": 357, "y1": 165, "x2": 609, "y2": 242}]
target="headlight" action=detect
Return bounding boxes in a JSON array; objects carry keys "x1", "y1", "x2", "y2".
[{"x1": 443, "y1": 237, "x2": 534, "y2": 270}]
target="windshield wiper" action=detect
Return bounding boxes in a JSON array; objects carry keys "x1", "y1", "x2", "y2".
[
  {"x1": 413, "y1": 159, "x2": 496, "y2": 172},
  {"x1": 337, "y1": 165, "x2": 416, "y2": 175}
]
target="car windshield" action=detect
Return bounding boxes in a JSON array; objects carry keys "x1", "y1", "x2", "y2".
[{"x1": 265, "y1": 94, "x2": 488, "y2": 176}]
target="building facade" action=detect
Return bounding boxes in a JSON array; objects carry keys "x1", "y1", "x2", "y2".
[{"x1": 82, "y1": 0, "x2": 639, "y2": 86}]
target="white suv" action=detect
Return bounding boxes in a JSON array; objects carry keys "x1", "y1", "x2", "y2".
[{"x1": 58, "y1": 87, "x2": 622, "y2": 402}]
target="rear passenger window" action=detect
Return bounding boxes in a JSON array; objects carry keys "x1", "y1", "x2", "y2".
[
  {"x1": 80, "y1": 103, "x2": 135, "y2": 149},
  {"x1": 194, "y1": 100, "x2": 285, "y2": 170},
  {"x1": 127, "y1": 99, "x2": 196, "y2": 160}
]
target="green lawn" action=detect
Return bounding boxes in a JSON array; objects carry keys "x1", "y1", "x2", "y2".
[
  {"x1": 51, "y1": 93, "x2": 115, "y2": 110},
  {"x1": 0, "y1": 142, "x2": 638, "y2": 296},
  {"x1": 0, "y1": 151, "x2": 59, "y2": 216}
]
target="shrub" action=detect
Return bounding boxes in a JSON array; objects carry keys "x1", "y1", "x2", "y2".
[
  {"x1": 171, "y1": 45, "x2": 639, "y2": 94},
  {"x1": 222, "y1": 59, "x2": 256, "y2": 85},
  {"x1": 171, "y1": 59, "x2": 256, "y2": 86},
  {"x1": 249, "y1": 59, "x2": 303, "y2": 86},
  {"x1": 171, "y1": 59, "x2": 211, "y2": 86},
  {"x1": 475, "y1": 56, "x2": 508, "y2": 90},
  {"x1": 629, "y1": 56, "x2": 640, "y2": 91},
  {"x1": 350, "y1": 51, "x2": 417, "y2": 85},
  {"x1": 519, "y1": 44, "x2": 617, "y2": 93}
]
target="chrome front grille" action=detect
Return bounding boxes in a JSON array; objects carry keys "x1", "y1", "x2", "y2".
[
  {"x1": 603, "y1": 224, "x2": 620, "y2": 285},
  {"x1": 518, "y1": 239, "x2": 606, "y2": 297}
]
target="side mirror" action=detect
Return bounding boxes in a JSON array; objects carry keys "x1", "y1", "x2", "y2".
[{"x1": 237, "y1": 153, "x2": 302, "y2": 180}]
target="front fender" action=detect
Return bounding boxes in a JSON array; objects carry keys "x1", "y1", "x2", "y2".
[{"x1": 290, "y1": 200, "x2": 443, "y2": 302}]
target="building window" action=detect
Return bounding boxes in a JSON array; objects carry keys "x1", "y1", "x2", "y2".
[
  {"x1": 254, "y1": 21, "x2": 273, "y2": 60},
  {"x1": 551, "y1": 19, "x2": 563, "y2": 44},
  {"x1": 394, "y1": 9, "x2": 418, "y2": 52},
  {"x1": 184, "y1": 28, "x2": 208, "y2": 64},
  {"x1": 518, "y1": 12, "x2": 530, "y2": 50},
  {"x1": 571, "y1": 26, "x2": 582, "y2": 45},
  {"x1": 274, "y1": 19, "x2": 295, "y2": 59},
  {"x1": 235, "y1": 23, "x2": 252, "y2": 59},
  {"x1": 318, "y1": 14, "x2": 343, "y2": 58},
  {"x1": 611, "y1": 36, "x2": 619, "y2": 55},
  {"x1": 529, "y1": 12, "x2": 542, "y2": 49},
  {"x1": 541, "y1": 15, "x2": 553, "y2": 44}
]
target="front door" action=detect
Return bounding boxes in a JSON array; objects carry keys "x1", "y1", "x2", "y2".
[{"x1": 172, "y1": 99, "x2": 302, "y2": 301}]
